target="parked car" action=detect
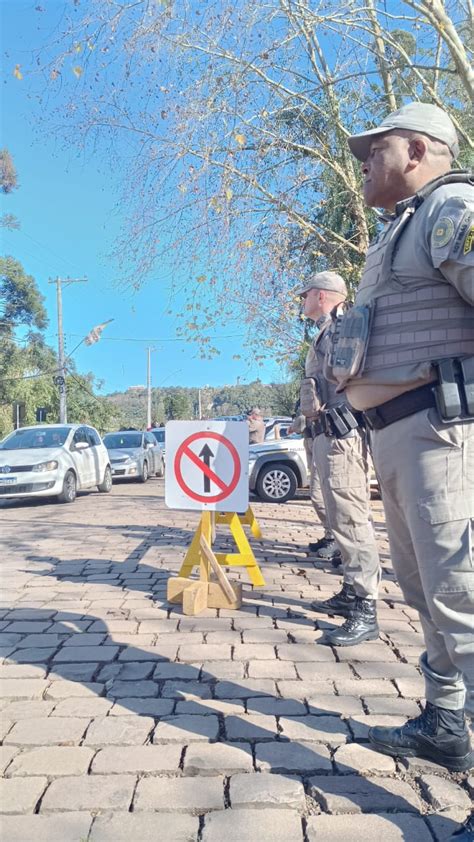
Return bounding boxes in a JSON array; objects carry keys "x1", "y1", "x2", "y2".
[
  {"x1": 103, "y1": 430, "x2": 164, "y2": 482},
  {"x1": 0, "y1": 424, "x2": 112, "y2": 504},
  {"x1": 249, "y1": 434, "x2": 310, "y2": 503},
  {"x1": 264, "y1": 416, "x2": 293, "y2": 440},
  {"x1": 149, "y1": 427, "x2": 166, "y2": 463}
]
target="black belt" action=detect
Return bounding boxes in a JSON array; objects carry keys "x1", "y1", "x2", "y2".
[
  {"x1": 363, "y1": 383, "x2": 436, "y2": 431},
  {"x1": 310, "y1": 419, "x2": 325, "y2": 437}
]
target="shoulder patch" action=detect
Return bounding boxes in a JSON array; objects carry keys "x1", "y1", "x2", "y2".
[
  {"x1": 432, "y1": 216, "x2": 455, "y2": 249},
  {"x1": 463, "y1": 225, "x2": 474, "y2": 256}
]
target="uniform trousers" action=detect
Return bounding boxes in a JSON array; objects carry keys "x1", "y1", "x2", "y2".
[
  {"x1": 307, "y1": 436, "x2": 330, "y2": 537},
  {"x1": 371, "y1": 408, "x2": 474, "y2": 713},
  {"x1": 314, "y1": 429, "x2": 380, "y2": 599}
]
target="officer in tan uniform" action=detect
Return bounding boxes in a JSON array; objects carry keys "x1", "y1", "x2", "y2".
[
  {"x1": 247, "y1": 408, "x2": 265, "y2": 444},
  {"x1": 296, "y1": 271, "x2": 381, "y2": 645},
  {"x1": 327, "y1": 102, "x2": 473, "y2": 779}
]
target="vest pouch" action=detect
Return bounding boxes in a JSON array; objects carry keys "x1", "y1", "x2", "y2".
[
  {"x1": 324, "y1": 304, "x2": 374, "y2": 387},
  {"x1": 300, "y1": 377, "x2": 321, "y2": 419}
]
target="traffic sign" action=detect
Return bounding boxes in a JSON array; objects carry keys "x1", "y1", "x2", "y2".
[{"x1": 165, "y1": 421, "x2": 249, "y2": 512}]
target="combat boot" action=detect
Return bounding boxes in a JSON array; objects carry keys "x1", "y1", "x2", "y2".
[
  {"x1": 449, "y1": 813, "x2": 474, "y2": 841},
  {"x1": 311, "y1": 582, "x2": 356, "y2": 616},
  {"x1": 308, "y1": 536, "x2": 341, "y2": 564},
  {"x1": 369, "y1": 702, "x2": 473, "y2": 772},
  {"x1": 323, "y1": 597, "x2": 379, "y2": 646}
]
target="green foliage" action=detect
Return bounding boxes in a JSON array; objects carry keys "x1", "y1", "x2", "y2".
[
  {"x1": 0, "y1": 149, "x2": 18, "y2": 194},
  {"x1": 0, "y1": 256, "x2": 47, "y2": 330}
]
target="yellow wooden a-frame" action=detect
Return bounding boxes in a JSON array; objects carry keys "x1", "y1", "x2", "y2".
[{"x1": 178, "y1": 507, "x2": 265, "y2": 587}]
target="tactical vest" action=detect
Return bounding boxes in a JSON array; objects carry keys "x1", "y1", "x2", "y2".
[
  {"x1": 326, "y1": 171, "x2": 474, "y2": 390},
  {"x1": 302, "y1": 318, "x2": 344, "y2": 414}
]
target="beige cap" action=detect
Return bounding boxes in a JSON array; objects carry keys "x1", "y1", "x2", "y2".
[
  {"x1": 295, "y1": 271, "x2": 347, "y2": 298},
  {"x1": 348, "y1": 102, "x2": 459, "y2": 162}
]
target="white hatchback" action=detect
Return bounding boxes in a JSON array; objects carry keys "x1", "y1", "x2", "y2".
[{"x1": 0, "y1": 424, "x2": 112, "y2": 504}]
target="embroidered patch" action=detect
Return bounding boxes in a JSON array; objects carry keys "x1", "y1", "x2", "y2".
[
  {"x1": 463, "y1": 224, "x2": 474, "y2": 255},
  {"x1": 432, "y1": 216, "x2": 455, "y2": 249}
]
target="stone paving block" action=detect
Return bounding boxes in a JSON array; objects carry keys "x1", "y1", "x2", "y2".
[
  {"x1": 295, "y1": 662, "x2": 353, "y2": 681},
  {"x1": 161, "y1": 680, "x2": 213, "y2": 699},
  {"x1": 0, "y1": 679, "x2": 50, "y2": 699},
  {"x1": 0, "y1": 812, "x2": 93, "y2": 842},
  {"x1": 51, "y1": 697, "x2": 113, "y2": 717},
  {"x1": 352, "y1": 662, "x2": 420, "y2": 680},
  {"x1": 394, "y1": 677, "x2": 425, "y2": 698},
  {"x1": 176, "y1": 699, "x2": 245, "y2": 716},
  {"x1": 153, "y1": 714, "x2": 219, "y2": 743},
  {"x1": 201, "y1": 661, "x2": 246, "y2": 680},
  {"x1": 153, "y1": 662, "x2": 202, "y2": 680},
  {"x1": 336, "y1": 642, "x2": 399, "y2": 662},
  {"x1": 91, "y1": 744, "x2": 182, "y2": 774},
  {"x1": 347, "y1": 714, "x2": 408, "y2": 742},
  {"x1": 53, "y1": 645, "x2": 119, "y2": 662},
  {"x1": 420, "y1": 774, "x2": 472, "y2": 811},
  {"x1": 280, "y1": 715, "x2": 350, "y2": 744},
  {"x1": 425, "y1": 808, "x2": 472, "y2": 841},
  {"x1": 90, "y1": 812, "x2": 199, "y2": 842},
  {"x1": 0, "y1": 776, "x2": 47, "y2": 813},
  {"x1": 201, "y1": 807, "x2": 304, "y2": 841},
  {"x1": 224, "y1": 714, "x2": 279, "y2": 741},
  {"x1": 242, "y1": 629, "x2": 289, "y2": 644},
  {"x1": 308, "y1": 774, "x2": 422, "y2": 813},
  {"x1": 117, "y1": 643, "x2": 179, "y2": 661},
  {"x1": 15, "y1": 633, "x2": 62, "y2": 648},
  {"x1": 178, "y1": 644, "x2": 231, "y2": 662},
  {"x1": 277, "y1": 679, "x2": 335, "y2": 700},
  {"x1": 277, "y1": 644, "x2": 336, "y2": 662},
  {"x1": 232, "y1": 644, "x2": 276, "y2": 660},
  {"x1": 45, "y1": 679, "x2": 104, "y2": 698},
  {"x1": 214, "y1": 679, "x2": 276, "y2": 699},
  {"x1": 48, "y1": 663, "x2": 99, "y2": 681},
  {"x1": 134, "y1": 775, "x2": 225, "y2": 812},
  {"x1": 247, "y1": 660, "x2": 297, "y2": 679},
  {"x1": 4, "y1": 622, "x2": 53, "y2": 633},
  {"x1": 333, "y1": 742, "x2": 397, "y2": 773},
  {"x1": 334, "y1": 678, "x2": 398, "y2": 697},
  {"x1": 230, "y1": 772, "x2": 305, "y2": 810},
  {"x1": 41, "y1": 774, "x2": 136, "y2": 812},
  {"x1": 184, "y1": 742, "x2": 254, "y2": 775},
  {"x1": 8, "y1": 746, "x2": 94, "y2": 777},
  {"x1": 9, "y1": 646, "x2": 58, "y2": 663},
  {"x1": 255, "y1": 741, "x2": 332, "y2": 773},
  {"x1": 107, "y1": 679, "x2": 158, "y2": 698},
  {"x1": 306, "y1": 812, "x2": 433, "y2": 841},
  {"x1": 307, "y1": 694, "x2": 364, "y2": 717},
  {"x1": 0, "y1": 664, "x2": 48, "y2": 679},
  {"x1": 0, "y1": 746, "x2": 18, "y2": 774},
  {"x1": 4, "y1": 717, "x2": 89, "y2": 746},
  {"x1": 110, "y1": 697, "x2": 175, "y2": 716},
  {"x1": 363, "y1": 696, "x2": 420, "y2": 716},
  {"x1": 84, "y1": 715, "x2": 154, "y2": 745},
  {"x1": 247, "y1": 697, "x2": 307, "y2": 716}
]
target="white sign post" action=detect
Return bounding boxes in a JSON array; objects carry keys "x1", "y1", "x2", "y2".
[{"x1": 165, "y1": 420, "x2": 249, "y2": 513}]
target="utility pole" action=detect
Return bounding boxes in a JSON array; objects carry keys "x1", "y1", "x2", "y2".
[
  {"x1": 49, "y1": 276, "x2": 88, "y2": 423},
  {"x1": 146, "y1": 347, "x2": 156, "y2": 429},
  {"x1": 198, "y1": 388, "x2": 202, "y2": 420}
]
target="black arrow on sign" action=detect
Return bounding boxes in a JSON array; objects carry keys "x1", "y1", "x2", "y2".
[{"x1": 198, "y1": 444, "x2": 215, "y2": 492}]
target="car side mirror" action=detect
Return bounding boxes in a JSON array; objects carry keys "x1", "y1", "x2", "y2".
[{"x1": 74, "y1": 441, "x2": 89, "y2": 451}]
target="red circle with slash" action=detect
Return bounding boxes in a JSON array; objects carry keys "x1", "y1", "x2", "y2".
[{"x1": 174, "y1": 431, "x2": 241, "y2": 503}]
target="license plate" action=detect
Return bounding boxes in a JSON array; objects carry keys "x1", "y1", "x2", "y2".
[{"x1": 0, "y1": 477, "x2": 17, "y2": 485}]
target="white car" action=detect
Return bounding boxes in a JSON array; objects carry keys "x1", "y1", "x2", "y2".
[
  {"x1": 249, "y1": 434, "x2": 310, "y2": 503},
  {"x1": 0, "y1": 424, "x2": 112, "y2": 504}
]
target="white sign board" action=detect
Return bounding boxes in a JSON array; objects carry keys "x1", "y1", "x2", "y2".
[{"x1": 165, "y1": 420, "x2": 249, "y2": 512}]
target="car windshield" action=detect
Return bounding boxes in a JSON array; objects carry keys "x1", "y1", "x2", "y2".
[
  {"x1": 151, "y1": 430, "x2": 165, "y2": 443},
  {"x1": 0, "y1": 427, "x2": 70, "y2": 450},
  {"x1": 103, "y1": 433, "x2": 143, "y2": 449}
]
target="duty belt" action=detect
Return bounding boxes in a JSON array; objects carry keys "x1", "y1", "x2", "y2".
[
  {"x1": 363, "y1": 384, "x2": 436, "y2": 430},
  {"x1": 311, "y1": 407, "x2": 364, "y2": 439}
]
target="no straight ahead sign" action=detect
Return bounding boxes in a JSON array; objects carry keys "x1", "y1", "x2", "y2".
[{"x1": 165, "y1": 421, "x2": 249, "y2": 512}]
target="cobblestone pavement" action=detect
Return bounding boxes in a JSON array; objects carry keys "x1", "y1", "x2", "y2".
[{"x1": 1, "y1": 481, "x2": 472, "y2": 841}]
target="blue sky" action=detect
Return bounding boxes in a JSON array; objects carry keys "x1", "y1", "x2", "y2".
[{"x1": 1, "y1": 0, "x2": 283, "y2": 394}]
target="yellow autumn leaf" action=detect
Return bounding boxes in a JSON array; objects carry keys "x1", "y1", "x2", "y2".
[
  {"x1": 72, "y1": 66, "x2": 83, "y2": 78},
  {"x1": 187, "y1": 322, "x2": 198, "y2": 330},
  {"x1": 196, "y1": 275, "x2": 206, "y2": 283},
  {"x1": 243, "y1": 239, "x2": 254, "y2": 248},
  {"x1": 225, "y1": 188, "x2": 233, "y2": 201},
  {"x1": 235, "y1": 133, "x2": 246, "y2": 147},
  {"x1": 75, "y1": 43, "x2": 82, "y2": 53},
  {"x1": 13, "y1": 64, "x2": 23, "y2": 80}
]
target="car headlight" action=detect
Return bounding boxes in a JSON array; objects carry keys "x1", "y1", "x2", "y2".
[{"x1": 32, "y1": 460, "x2": 59, "y2": 472}]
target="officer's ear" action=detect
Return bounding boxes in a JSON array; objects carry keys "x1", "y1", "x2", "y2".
[{"x1": 407, "y1": 136, "x2": 427, "y2": 168}]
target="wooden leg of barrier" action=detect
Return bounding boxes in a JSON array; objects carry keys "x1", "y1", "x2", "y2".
[
  {"x1": 226, "y1": 513, "x2": 266, "y2": 587},
  {"x1": 242, "y1": 506, "x2": 262, "y2": 539}
]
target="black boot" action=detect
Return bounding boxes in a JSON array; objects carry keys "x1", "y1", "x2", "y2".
[
  {"x1": 323, "y1": 597, "x2": 379, "y2": 646},
  {"x1": 311, "y1": 582, "x2": 356, "y2": 616},
  {"x1": 449, "y1": 813, "x2": 474, "y2": 841},
  {"x1": 308, "y1": 536, "x2": 341, "y2": 563},
  {"x1": 369, "y1": 702, "x2": 473, "y2": 772}
]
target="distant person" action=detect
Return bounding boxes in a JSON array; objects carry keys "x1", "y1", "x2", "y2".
[{"x1": 247, "y1": 407, "x2": 265, "y2": 444}]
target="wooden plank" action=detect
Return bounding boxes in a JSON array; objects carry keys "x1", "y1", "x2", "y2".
[
  {"x1": 200, "y1": 535, "x2": 236, "y2": 603},
  {"x1": 167, "y1": 576, "x2": 197, "y2": 604},
  {"x1": 207, "y1": 581, "x2": 243, "y2": 610}
]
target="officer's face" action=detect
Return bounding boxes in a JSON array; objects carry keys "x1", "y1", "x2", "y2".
[
  {"x1": 362, "y1": 132, "x2": 412, "y2": 210},
  {"x1": 301, "y1": 288, "x2": 322, "y2": 320}
]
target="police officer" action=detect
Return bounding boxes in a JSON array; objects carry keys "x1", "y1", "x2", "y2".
[
  {"x1": 328, "y1": 103, "x2": 473, "y2": 778},
  {"x1": 294, "y1": 332, "x2": 340, "y2": 564},
  {"x1": 247, "y1": 407, "x2": 265, "y2": 444},
  {"x1": 296, "y1": 271, "x2": 381, "y2": 646}
]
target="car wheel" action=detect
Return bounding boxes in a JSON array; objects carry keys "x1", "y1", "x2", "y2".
[
  {"x1": 57, "y1": 470, "x2": 77, "y2": 504},
  {"x1": 156, "y1": 459, "x2": 165, "y2": 478},
  {"x1": 98, "y1": 465, "x2": 112, "y2": 493},
  {"x1": 256, "y1": 462, "x2": 298, "y2": 503},
  {"x1": 139, "y1": 461, "x2": 149, "y2": 483}
]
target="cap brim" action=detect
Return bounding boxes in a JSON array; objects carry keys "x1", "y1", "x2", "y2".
[
  {"x1": 294, "y1": 285, "x2": 311, "y2": 296},
  {"x1": 347, "y1": 125, "x2": 392, "y2": 161}
]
